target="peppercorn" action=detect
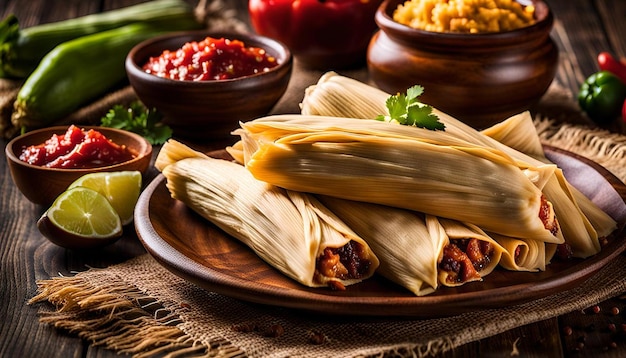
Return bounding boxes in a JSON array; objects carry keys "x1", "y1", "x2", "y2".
[{"x1": 563, "y1": 326, "x2": 573, "y2": 336}]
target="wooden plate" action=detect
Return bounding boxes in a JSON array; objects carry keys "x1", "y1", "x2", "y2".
[{"x1": 134, "y1": 146, "x2": 626, "y2": 318}]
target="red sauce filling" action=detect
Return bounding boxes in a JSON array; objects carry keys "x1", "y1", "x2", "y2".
[
  {"x1": 19, "y1": 125, "x2": 136, "y2": 169},
  {"x1": 539, "y1": 195, "x2": 559, "y2": 236},
  {"x1": 315, "y1": 240, "x2": 373, "y2": 290},
  {"x1": 142, "y1": 36, "x2": 279, "y2": 81},
  {"x1": 439, "y1": 238, "x2": 494, "y2": 284}
]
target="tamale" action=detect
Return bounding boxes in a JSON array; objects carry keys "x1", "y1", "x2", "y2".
[
  {"x1": 157, "y1": 140, "x2": 380, "y2": 289},
  {"x1": 480, "y1": 113, "x2": 617, "y2": 256},
  {"x1": 236, "y1": 115, "x2": 562, "y2": 244},
  {"x1": 318, "y1": 196, "x2": 446, "y2": 296},
  {"x1": 489, "y1": 233, "x2": 551, "y2": 272},
  {"x1": 300, "y1": 71, "x2": 389, "y2": 119},
  {"x1": 299, "y1": 72, "x2": 616, "y2": 258},
  {"x1": 319, "y1": 195, "x2": 506, "y2": 294}
]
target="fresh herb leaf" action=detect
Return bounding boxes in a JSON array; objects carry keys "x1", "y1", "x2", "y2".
[
  {"x1": 101, "y1": 101, "x2": 172, "y2": 145},
  {"x1": 376, "y1": 85, "x2": 445, "y2": 131}
]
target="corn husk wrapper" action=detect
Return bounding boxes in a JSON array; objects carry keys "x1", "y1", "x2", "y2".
[
  {"x1": 482, "y1": 112, "x2": 618, "y2": 243},
  {"x1": 156, "y1": 140, "x2": 379, "y2": 289},
  {"x1": 317, "y1": 196, "x2": 446, "y2": 296},
  {"x1": 480, "y1": 111, "x2": 545, "y2": 159},
  {"x1": 489, "y1": 233, "x2": 551, "y2": 272},
  {"x1": 236, "y1": 115, "x2": 562, "y2": 244},
  {"x1": 436, "y1": 218, "x2": 505, "y2": 287},
  {"x1": 299, "y1": 72, "x2": 616, "y2": 258}
]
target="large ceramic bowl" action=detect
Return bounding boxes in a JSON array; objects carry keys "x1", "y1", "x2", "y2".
[
  {"x1": 6, "y1": 126, "x2": 152, "y2": 206},
  {"x1": 367, "y1": 0, "x2": 558, "y2": 129},
  {"x1": 126, "y1": 30, "x2": 292, "y2": 139}
]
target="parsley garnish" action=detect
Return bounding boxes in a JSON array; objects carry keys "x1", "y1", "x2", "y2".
[
  {"x1": 376, "y1": 85, "x2": 445, "y2": 131},
  {"x1": 101, "y1": 102, "x2": 172, "y2": 145}
]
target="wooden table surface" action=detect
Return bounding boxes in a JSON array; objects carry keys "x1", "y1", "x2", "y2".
[{"x1": 1, "y1": 0, "x2": 625, "y2": 357}]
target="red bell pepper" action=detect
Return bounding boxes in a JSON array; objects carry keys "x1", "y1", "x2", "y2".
[
  {"x1": 248, "y1": 0, "x2": 382, "y2": 69},
  {"x1": 598, "y1": 52, "x2": 626, "y2": 84}
]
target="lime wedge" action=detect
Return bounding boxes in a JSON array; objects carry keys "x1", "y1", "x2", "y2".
[
  {"x1": 38, "y1": 187, "x2": 123, "y2": 249},
  {"x1": 68, "y1": 171, "x2": 142, "y2": 225}
]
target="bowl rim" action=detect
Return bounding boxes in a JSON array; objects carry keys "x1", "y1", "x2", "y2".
[
  {"x1": 125, "y1": 30, "x2": 293, "y2": 87},
  {"x1": 5, "y1": 125, "x2": 153, "y2": 173},
  {"x1": 376, "y1": 0, "x2": 553, "y2": 41}
]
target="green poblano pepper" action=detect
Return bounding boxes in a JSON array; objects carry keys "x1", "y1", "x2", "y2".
[{"x1": 578, "y1": 70, "x2": 626, "y2": 123}]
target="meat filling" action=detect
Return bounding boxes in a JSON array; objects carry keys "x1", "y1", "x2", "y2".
[
  {"x1": 539, "y1": 195, "x2": 559, "y2": 236},
  {"x1": 315, "y1": 240, "x2": 373, "y2": 290},
  {"x1": 439, "y1": 238, "x2": 494, "y2": 284}
]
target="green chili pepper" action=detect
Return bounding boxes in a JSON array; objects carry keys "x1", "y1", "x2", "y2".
[{"x1": 578, "y1": 70, "x2": 626, "y2": 124}]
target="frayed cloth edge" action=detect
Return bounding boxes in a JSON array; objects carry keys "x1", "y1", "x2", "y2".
[{"x1": 29, "y1": 275, "x2": 246, "y2": 358}]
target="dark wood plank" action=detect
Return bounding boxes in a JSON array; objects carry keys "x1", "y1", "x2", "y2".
[
  {"x1": 558, "y1": 297, "x2": 626, "y2": 357},
  {"x1": 480, "y1": 319, "x2": 564, "y2": 357},
  {"x1": 596, "y1": 0, "x2": 626, "y2": 57},
  {"x1": 0, "y1": 1, "x2": 624, "y2": 357},
  {"x1": 547, "y1": 0, "x2": 610, "y2": 95}
]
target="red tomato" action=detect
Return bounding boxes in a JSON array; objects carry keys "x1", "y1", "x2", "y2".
[
  {"x1": 19, "y1": 125, "x2": 136, "y2": 169},
  {"x1": 598, "y1": 52, "x2": 626, "y2": 84},
  {"x1": 248, "y1": 0, "x2": 383, "y2": 70},
  {"x1": 143, "y1": 37, "x2": 279, "y2": 81}
]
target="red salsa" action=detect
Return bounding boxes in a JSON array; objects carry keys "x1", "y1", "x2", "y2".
[
  {"x1": 19, "y1": 125, "x2": 136, "y2": 169},
  {"x1": 142, "y1": 36, "x2": 279, "y2": 81}
]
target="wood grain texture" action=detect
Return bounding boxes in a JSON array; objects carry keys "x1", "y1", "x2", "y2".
[{"x1": 0, "y1": 0, "x2": 625, "y2": 357}]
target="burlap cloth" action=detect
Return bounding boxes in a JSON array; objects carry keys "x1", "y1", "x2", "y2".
[{"x1": 7, "y1": 5, "x2": 626, "y2": 357}]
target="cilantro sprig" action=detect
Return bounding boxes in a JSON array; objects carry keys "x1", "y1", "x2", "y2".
[
  {"x1": 376, "y1": 85, "x2": 445, "y2": 131},
  {"x1": 101, "y1": 102, "x2": 172, "y2": 145}
]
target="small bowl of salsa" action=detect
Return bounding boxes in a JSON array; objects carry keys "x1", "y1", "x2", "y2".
[
  {"x1": 5, "y1": 125, "x2": 152, "y2": 206},
  {"x1": 125, "y1": 30, "x2": 293, "y2": 140}
]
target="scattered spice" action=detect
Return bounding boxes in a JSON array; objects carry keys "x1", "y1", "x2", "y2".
[
  {"x1": 590, "y1": 305, "x2": 601, "y2": 314},
  {"x1": 307, "y1": 329, "x2": 328, "y2": 345},
  {"x1": 263, "y1": 324, "x2": 284, "y2": 338},
  {"x1": 232, "y1": 322, "x2": 258, "y2": 333},
  {"x1": 563, "y1": 326, "x2": 573, "y2": 336}
]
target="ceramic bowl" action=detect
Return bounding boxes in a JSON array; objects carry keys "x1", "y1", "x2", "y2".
[
  {"x1": 125, "y1": 30, "x2": 292, "y2": 139},
  {"x1": 5, "y1": 126, "x2": 152, "y2": 206},
  {"x1": 367, "y1": 0, "x2": 558, "y2": 129}
]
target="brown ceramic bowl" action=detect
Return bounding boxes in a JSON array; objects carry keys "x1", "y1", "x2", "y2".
[
  {"x1": 5, "y1": 126, "x2": 152, "y2": 207},
  {"x1": 125, "y1": 30, "x2": 293, "y2": 139},
  {"x1": 367, "y1": 0, "x2": 558, "y2": 129}
]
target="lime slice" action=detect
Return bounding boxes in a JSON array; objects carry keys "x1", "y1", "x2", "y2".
[
  {"x1": 38, "y1": 187, "x2": 123, "y2": 249},
  {"x1": 68, "y1": 171, "x2": 142, "y2": 225}
]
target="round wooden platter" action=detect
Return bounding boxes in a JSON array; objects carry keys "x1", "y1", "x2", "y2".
[{"x1": 134, "y1": 146, "x2": 626, "y2": 318}]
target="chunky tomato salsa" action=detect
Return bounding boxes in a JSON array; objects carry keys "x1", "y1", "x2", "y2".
[
  {"x1": 142, "y1": 36, "x2": 279, "y2": 81},
  {"x1": 19, "y1": 125, "x2": 136, "y2": 169}
]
